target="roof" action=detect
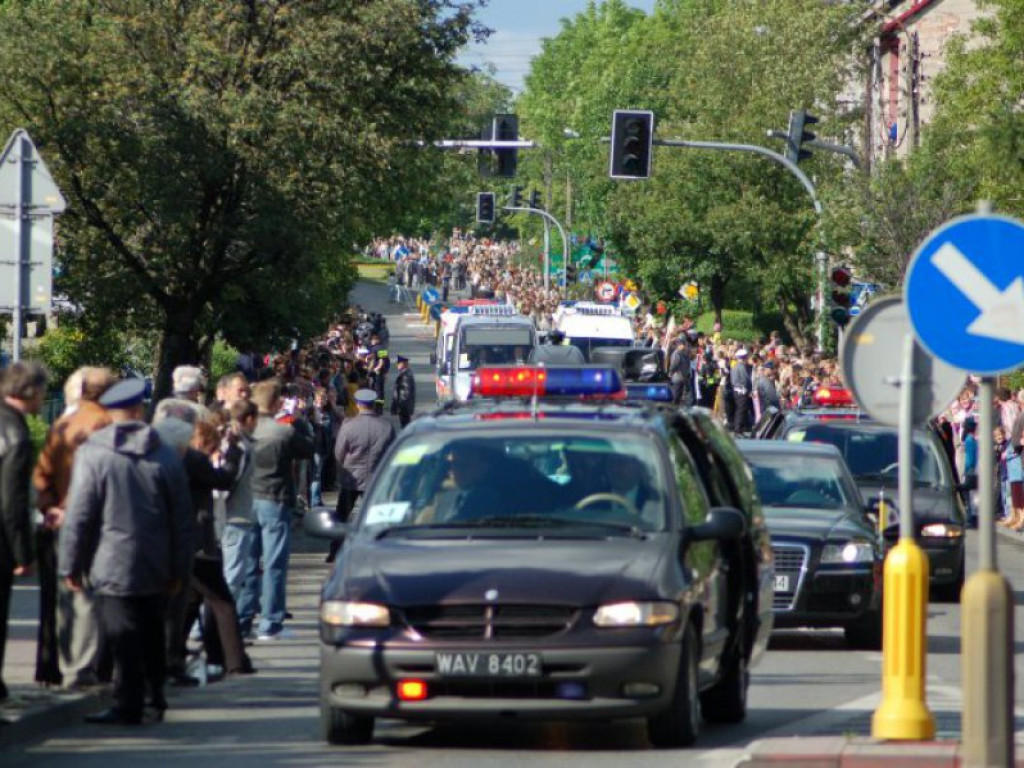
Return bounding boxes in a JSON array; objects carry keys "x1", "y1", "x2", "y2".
[{"x1": 738, "y1": 439, "x2": 844, "y2": 459}]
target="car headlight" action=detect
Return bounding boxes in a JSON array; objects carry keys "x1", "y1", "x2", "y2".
[
  {"x1": 820, "y1": 541, "x2": 875, "y2": 564},
  {"x1": 593, "y1": 601, "x2": 679, "y2": 628},
  {"x1": 921, "y1": 523, "x2": 964, "y2": 539},
  {"x1": 320, "y1": 601, "x2": 390, "y2": 627}
]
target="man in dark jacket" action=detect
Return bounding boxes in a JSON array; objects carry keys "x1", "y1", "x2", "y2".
[
  {"x1": 329, "y1": 389, "x2": 395, "y2": 561},
  {"x1": 668, "y1": 337, "x2": 694, "y2": 407},
  {"x1": 240, "y1": 380, "x2": 313, "y2": 641},
  {"x1": 390, "y1": 356, "x2": 416, "y2": 428},
  {"x1": 0, "y1": 362, "x2": 46, "y2": 701},
  {"x1": 60, "y1": 379, "x2": 193, "y2": 725},
  {"x1": 730, "y1": 349, "x2": 754, "y2": 435}
]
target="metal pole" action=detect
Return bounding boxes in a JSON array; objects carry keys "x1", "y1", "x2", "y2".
[
  {"x1": 977, "y1": 378, "x2": 995, "y2": 570},
  {"x1": 898, "y1": 335, "x2": 915, "y2": 541},
  {"x1": 542, "y1": 217, "x2": 551, "y2": 294},
  {"x1": 504, "y1": 206, "x2": 570, "y2": 299},
  {"x1": 12, "y1": 135, "x2": 27, "y2": 362}
]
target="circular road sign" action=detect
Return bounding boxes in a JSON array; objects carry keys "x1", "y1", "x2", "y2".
[
  {"x1": 840, "y1": 296, "x2": 966, "y2": 428},
  {"x1": 904, "y1": 212, "x2": 1024, "y2": 375},
  {"x1": 596, "y1": 281, "x2": 618, "y2": 302}
]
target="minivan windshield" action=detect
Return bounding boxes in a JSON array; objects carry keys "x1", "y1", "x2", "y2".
[
  {"x1": 360, "y1": 433, "x2": 668, "y2": 537},
  {"x1": 785, "y1": 424, "x2": 946, "y2": 488}
]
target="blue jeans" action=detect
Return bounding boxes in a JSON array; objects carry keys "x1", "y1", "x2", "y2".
[
  {"x1": 221, "y1": 522, "x2": 255, "y2": 608},
  {"x1": 246, "y1": 499, "x2": 292, "y2": 635}
]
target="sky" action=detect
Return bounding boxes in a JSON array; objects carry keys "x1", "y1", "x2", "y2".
[{"x1": 459, "y1": 0, "x2": 657, "y2": 95}]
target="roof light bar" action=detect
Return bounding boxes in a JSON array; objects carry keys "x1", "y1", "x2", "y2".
[
  {"x1": 813, "y1": 386, "x2": 855, "y2": 407},
  {"x1": 471, "y1": 366, "x2": 625, "y2": 399},
  {"x1": 625, "y1": 383, "x2": 674, "y2": 403}
]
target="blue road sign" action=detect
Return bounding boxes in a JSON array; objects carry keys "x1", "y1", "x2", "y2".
[{"x1": 905, "y1": 213, "x2": 1024, "y2": 375}]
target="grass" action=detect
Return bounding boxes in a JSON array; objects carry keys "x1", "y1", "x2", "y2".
[{"x1": 357, "y1": 262, "x2": 393, "y2": 283}]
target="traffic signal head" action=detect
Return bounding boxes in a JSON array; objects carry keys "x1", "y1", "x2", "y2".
[
  {"x1": 831, "y1": 266, "x2": 852, "y2": 288},
  {"x1": 785, "y1": 109, "x2": 819, "y2": 164},
  {"x1": 509, "y1": 185, "x2": 524, "y2": 209},
  {"x1": 476, "y1": 192, "x2": 495, "y2": 224},
  {"x1": 610, "y1": 109, "x2": 654, "y2": 180},
  {"x1": 829, "y1": 264, "x2": 852, "y2": 326},
  {"x1": 830, "y1": 307, "x2": 851, "y2": 327},
  {"x1": 493, "y1": 113, "x2": 518, "y2": 178},
  {"x1": 529, "y1": 190, "x2": 541, "y2": 209}
]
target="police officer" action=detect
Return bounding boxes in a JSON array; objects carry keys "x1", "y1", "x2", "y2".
[
  {"x1": 329, "y1": 390, "x2": 396, "y2": 561},
  {"x1": 60, "y1": 379, "x2": 193, "y2": 725},
  {"x1": 390, "y1": 356, "x2": 416, "y2": 428},
  {"x1": 668, "y1": 336, "x2": 694, "y2": 407},
  {"x1": 528, "y1": 329, "x2": 585, "y2": 365},
  {"x1": 366, "y1": 333, "x2": 390, "y2": 410}
]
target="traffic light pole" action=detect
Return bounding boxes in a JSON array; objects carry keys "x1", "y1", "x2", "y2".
[
  {"x1": 653, "y1": 139, "x2": 828, "y2": 350},
  {"x1": 504, "y1": 206, "x2": 570, "y2": 297}
]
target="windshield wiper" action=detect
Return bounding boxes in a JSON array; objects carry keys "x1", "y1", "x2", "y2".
[{"x1": 375, "y1": 516, "x2": 645, "y2": 539}]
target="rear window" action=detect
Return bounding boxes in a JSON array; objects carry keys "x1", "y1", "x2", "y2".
[
  {"x1": 360, "y1": 432, "x2": 669, "y2": 535},
  {"x1": 458, "y1": 327, "x2": 533, "y2": 370},
  {"x1": 785, "y1": 425, "x2": 946, "y2": 488},
  {"x1": 744, "y1": 452, "x2": 854, "y2": 511}
]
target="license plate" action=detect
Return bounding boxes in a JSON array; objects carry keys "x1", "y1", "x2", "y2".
[
  {"x1": 774, "y1": 574, "x2": 791, "y2": 592},
  {"x1": 435, "y1": 652, "x2": 542, "y2": 678}
]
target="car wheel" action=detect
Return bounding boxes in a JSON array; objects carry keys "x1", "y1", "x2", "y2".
[
  {"x1": 647, "y1": 623, "x2": 700, "y2": 748},
  {"x1": 699, "y1": 633, "x2": 748, "y2": 724},
  {"x1": 845, "y1": 611, "x2": 883, "y2": 651},
  {"x1": 322, "y1": 701, "x2": 374, "y2": 746},
  {"x1": 932, "y1": 558, "x2": 965, "y2": 604}
]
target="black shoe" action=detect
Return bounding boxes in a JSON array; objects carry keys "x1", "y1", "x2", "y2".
[
  {"x1": 85, "y1": 708, "x2": 142, "y2": 725},
  {"x1": 284, "y1": 611, "x2": 294, "y2": 620}
]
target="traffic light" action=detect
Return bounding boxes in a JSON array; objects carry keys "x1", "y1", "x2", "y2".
[
  {"x1": 509, "y1": 185, "x2": 524, "y2": 209},
  {"x1": 566, "y1": 263, "x2": 578, "y2": 284},
  {"x1": 830, "y1": 266, "x2": 853, "y2": 326},
  {"x1": 493, "y1": 113, "x2": 518, "y2": 178},
  {"x1": 610, "y1": 109, "x2": 654, "y2": 179},
  {"x1": 528, "y1": 190, "x2": 541, "y2": 209},
  {"x1": 785, "y1": 109, "x2": 819, "y2": 164},
  {"x1": 476, "y1": 192, "x2": 495, "y2": 224}
]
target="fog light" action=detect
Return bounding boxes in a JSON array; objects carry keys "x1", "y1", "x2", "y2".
[
  {"x1": 332, "y1": 683, "x2": 367, "y2": 698},
  {"x1": 849, "y1": 593, "x2": 863, "y2": 607},
  {"x1": 397, "y1": 679, "x2": 428, "y2": 701},
  {"x1": 622, "y1": 682, "x2": 660, "y2": 698},
  {"x1": 555, "y1": 682, "x2": 587, "y2": 700}
]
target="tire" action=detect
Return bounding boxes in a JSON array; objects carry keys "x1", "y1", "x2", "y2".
[
  {"x1": 647, "y1": 623, "x2": 700, "y2": 749},
  {"x1": 932, "y1": 558, "x2": 965, "y2": 604},
  {"x1": 699, "y1": 634, "x2": 748, "y2": 724},
  {"x1": 845, "y1": 611, "x2": 883, "y2": 651},
  {"x1": 321, "y1": 701, "x2": 374, "y2": 746}
]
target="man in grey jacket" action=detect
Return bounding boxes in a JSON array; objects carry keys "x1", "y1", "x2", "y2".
[
  {"x1": 239, "y1": 380, "x2": 313, "y2": 641},
  {"x1": 329, "y1": 389, "x2": 395, "y2": 561},
  {"x1": 60, "y1": 379, "x2": 193, "y2": 725}
]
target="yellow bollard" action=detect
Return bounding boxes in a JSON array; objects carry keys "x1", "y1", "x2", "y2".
[
  {"x1": 871, "y1": 538, "x2": 935, "y2": 740},
  {"x1": 961, "y1": 569, "x2": 1015, "y2": 768},
  {"x1": 877, "y1": 496, "x2": 887, "y2": 535}
]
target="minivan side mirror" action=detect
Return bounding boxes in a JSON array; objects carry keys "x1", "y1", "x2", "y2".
[
  {"x1": 688, "y1": 507, "x2": 746, "y2": 543},
  {"x1": 305, "y1": 507, "x2": 350, "y2": 541}
]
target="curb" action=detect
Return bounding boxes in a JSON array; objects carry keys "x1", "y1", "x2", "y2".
[
  {"x1": 0, "y1": 688, "x2": 107, "y2": 749},
  {"x1": 733, "y1": 736, "x2": 1024, "y2": 767},
  {"x1": 995, "y1": 525, "x2": 1024, "y2": 549}
]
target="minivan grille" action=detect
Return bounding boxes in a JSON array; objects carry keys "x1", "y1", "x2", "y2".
[{"x1": 403, "y1": 604, "x2": 576, "y2": 639}]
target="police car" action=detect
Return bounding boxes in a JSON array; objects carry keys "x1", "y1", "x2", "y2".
[{"x1": 307, "y1": 365, "x2": 774, "y2": 748}]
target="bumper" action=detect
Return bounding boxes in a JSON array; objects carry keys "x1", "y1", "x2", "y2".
[
  {"x1": 920, "y1": 538, "x2": 964, "y2": 585},
  {"x1": 774, "y1": 567, "x2": 881, "y2": 630},
  {"x1": 320, "y1": 641, "x2": 681, "y2": 721}
]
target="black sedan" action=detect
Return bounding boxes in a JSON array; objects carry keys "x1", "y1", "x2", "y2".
[
  {"x1": 739, "y1": 440, "x2": 883, "y2": 649},
  {"x1": 307, "y1": 393, "x2": 773, "y2": 749}
]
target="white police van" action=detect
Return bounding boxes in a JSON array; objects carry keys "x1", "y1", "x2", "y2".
[
  {"x1": 552, "y1": 302, "x2": 635, "y2": 362},
  {"x1": 432, "y1": 305, "x2": 537, "y2": 403}
]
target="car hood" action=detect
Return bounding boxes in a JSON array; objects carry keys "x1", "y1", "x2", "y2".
[
  {"x1": 764, "y1": 507, "x2": 873, "y2": 543},
  {"x1": 855, "y1": 482, "x2": 960, "y2": 522},
  {"x1": 328, "y1": 536, "x2": 673, "y2": 607}
]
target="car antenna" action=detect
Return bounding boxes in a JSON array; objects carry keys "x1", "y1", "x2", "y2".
[{"x1": 531, "y1": 364, "x2": 543, "y2": 421}]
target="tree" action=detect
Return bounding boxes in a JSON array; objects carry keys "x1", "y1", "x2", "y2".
[{"x1": 0, "y1": 1, "x2": 485, "y2": 396}]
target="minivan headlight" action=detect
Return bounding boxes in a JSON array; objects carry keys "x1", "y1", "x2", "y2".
[
  {"x1": 921, "y1": 523, "x2": 964, "y2": 539},
  {"x1": 820, "y1": 541, "x2": 874, "y2": 564},
  {"x1": 321, "y1": 601, "x2": 390, "y2": 627},
  {"x1": 593, "y1": 601, "x2": 679, "y2": 628}
]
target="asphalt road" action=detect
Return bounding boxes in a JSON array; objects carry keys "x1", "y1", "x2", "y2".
[{"x1": 7, "y1": 278, "x2": 1024, "y2": 767}]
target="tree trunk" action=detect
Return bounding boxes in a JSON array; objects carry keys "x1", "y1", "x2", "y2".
[
  {"x1": 152, "y1": 309, "x2": 202, "y2": 403},
  {"x1": 710, "y1": 274, "x2": 726, "y2": 326},
  {"x1": 778, "y1": 294, "x2": 811, "y2": 352}
]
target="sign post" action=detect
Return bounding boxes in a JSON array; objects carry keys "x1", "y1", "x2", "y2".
[
  {"x1": 0, "y1": 129, "x2": 67, "y2": 361},
  {"x1": 904, "y1": 203, "x2": 1019, "y2": 768}
]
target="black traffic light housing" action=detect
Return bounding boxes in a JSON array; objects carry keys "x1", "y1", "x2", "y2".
[
  {"x1": 830, "y1": 265, "x2": 853, "y2": 326},
  {"x1": 493, "y1": 113, "x2": 518, "y2": 178},
  {"x1": 529, "y1": 190, "x2": 541, "y2": 209},
  {"x1": 476, "y1": 192, "x2": 495, "y2": 224},
  {"x1": 509, "y1": 185, "x2": 524, "y2": 209},
  {"x1": 785, "y1": 109, "x2": 819, "y2": 164},
  {"x1": 610, "y1": 109, "x2": 654, "y2": 179}
]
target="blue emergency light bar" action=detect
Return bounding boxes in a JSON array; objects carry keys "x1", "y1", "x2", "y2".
[
  {"x1": 625, "y1": 383, "x2": 673, "y2": 403},
  {"x1": 471, "y1": 366, "x2": 625, "y2": 399}
]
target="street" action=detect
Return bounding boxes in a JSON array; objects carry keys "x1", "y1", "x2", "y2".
[{"x1": 5, "y1": 278, "x2": 1024, "y2": 766}]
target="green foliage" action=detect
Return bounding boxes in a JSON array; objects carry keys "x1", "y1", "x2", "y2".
[
  {"x1": 694, "y1": 310, "x2": 759, "y2": 344},
  {"x1": 25, "y1": 415, "x2": 50, "y2": 458},
  {"x1": 0, "y1": 0, "x2": 486, "y2": 398},
  {"x1": 29, "y1": 319, "x2": 149, "y2": 386},
  {"x1": 210, "y1": 339, "x2": 240, "y2": 385}
]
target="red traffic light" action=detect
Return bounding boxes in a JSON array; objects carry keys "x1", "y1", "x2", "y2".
[
  {"x1": 831, "y1": 266, "x2": 852, "y2": 287},
  {"x1": 831, "y1": 290, "x2": 852, "y2": 309}
]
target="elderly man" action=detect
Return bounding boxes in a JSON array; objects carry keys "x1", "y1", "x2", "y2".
[
  {"x1": 0, "y1": 362, "x2": 47, "y2": 701},
  {"x1": 60, "y1": 379, "x2": 193, "y2": 725},
  {"x1": 33, "y1": 367, "x2": 116, "y2": 690}
]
